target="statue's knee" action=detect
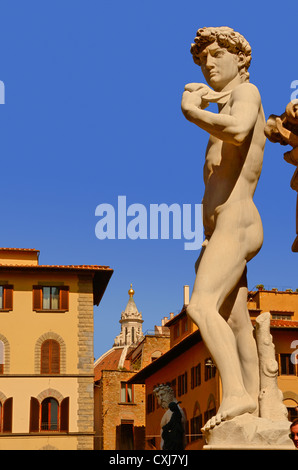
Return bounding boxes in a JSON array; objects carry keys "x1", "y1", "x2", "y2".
[
  {"x1": 187, "y1": 302, "x2": 206, "y2": 323},
  {"x1": 186, "y1": 304, "x2": 196, "y2": 321}
]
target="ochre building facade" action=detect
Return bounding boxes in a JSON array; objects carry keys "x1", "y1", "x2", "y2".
[{"x1": 0, "y1": 248, "x2": 112, "y2": 450}]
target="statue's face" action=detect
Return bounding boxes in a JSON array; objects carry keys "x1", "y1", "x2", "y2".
[
  {"x1": 198, "y1": 41, "x2": 240, "y2": 91},
  {"x1": 156, "y1": 390, "x2": 171, "y2": 409}
]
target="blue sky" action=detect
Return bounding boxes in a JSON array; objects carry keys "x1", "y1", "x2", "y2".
[{"x1": 0, "y1": 1, "x2": 297, "y2": 359}]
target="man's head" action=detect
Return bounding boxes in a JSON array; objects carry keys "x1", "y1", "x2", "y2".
[
  {"x1": 290, "y1": 418, "x2": 298, "y2": 448},
  {"x1": 153, "y1": 384, "x2": 175, "y2": 409},
  {"x1": 190, "y1": 27, "x2": 252, "y2": 91}
]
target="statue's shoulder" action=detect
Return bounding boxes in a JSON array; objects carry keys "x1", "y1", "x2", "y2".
[
  {"x1": 161, "y1": 408, "x2": 172, "y2": 427},
  {"x1": 231, "y1": 82, "x2": 261, "y2": 104}
]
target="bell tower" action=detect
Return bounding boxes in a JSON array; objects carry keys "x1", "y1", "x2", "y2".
[{"x1": 113, "y1": 284, "x2": 144, "y2": 347}]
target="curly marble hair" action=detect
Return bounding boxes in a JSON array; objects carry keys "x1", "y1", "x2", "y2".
[
  {"x1": 190, "y1": 26, "x2": 252, "y2": 82},
  {"x1": 153, "y1": 383, "x2": 174, "y2": 398}
]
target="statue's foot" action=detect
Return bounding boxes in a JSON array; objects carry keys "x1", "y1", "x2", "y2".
[{"x1": 202, "y1": 393, "x2": 257, "y2": 432}]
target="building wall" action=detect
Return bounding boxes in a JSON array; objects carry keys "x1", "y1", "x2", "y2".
[
  {"x1": 0, "y1": 270, "x2": 95, "y2": 450},
  {"x1": 169, "y1": 313, "x2": 197, "y2": 348},
  {"x1": 0, "y1": 272, "x2": 79, "y2": 373},
  {"x1": 260, "y1": 291, "x2": 298, "y2": 315},
  {"x1": 145, "y1": 339, "x2": 219, "y2": 450},
  {"x1": 94, "y1": 330, "x2": 171, "y2": 450},
  {"x1": 139, "y1": 335, "x2": 170, "y2": 370},
  {"x1": 100, "y1": 370, "x2": 145, "y2": 450},
  {"x1": 248, "y1": 290, "x2": 298, "y2": 319}
]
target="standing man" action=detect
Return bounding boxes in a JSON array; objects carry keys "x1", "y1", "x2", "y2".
[{"x1": 181, "y1": 26, "x2": 266, "y2": 430}]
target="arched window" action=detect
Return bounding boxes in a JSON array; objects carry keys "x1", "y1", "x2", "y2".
[
  {"x1": 204, "y1": 395, "x2": 216, "y2": 426},
  {"x1": 30, "y1": 396, "x2": 69, "y2": 433},
  {"x1": 151, "y1": 351, "x2": 162, "y2": 362},
  {"x1": 41, "y1": 340, "x2": 60, "y2": 374},
  {"x1": 190, "y1": 402, "x2": 202, "y2": 442},
  {"x1": 41, "y1": 398, "x2": 59, "y2": 431}
]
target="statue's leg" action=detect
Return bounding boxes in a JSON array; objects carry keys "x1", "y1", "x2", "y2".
[
  {"x1": 187, "y1": 226, "x2": 257, "y2": 428},
  {"x1": 220, "y1": 270, "x2": 259, "y2": 413}
]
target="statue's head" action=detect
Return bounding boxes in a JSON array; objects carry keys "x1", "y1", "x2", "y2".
[
  {"x1": 190, "y1": 27, "x2": 252, "y2": 90},
  {"x1": 153, "y1": 383, "x2": 175, "y2": 409}
]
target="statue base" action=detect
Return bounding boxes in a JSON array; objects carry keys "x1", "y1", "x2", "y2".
[{"x1": 203, "y1": 413, "x2": 295, "y2": 450}]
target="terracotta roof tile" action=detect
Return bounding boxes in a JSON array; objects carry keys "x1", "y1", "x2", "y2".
[
  {"x1": 0, "y1": 248, "x2": 39, "y2": 252},
  {"x1": 251, "y1": 318, "x2": 298, "y2": 328},
  {"x1": 0, "y1": 264, "x2": 112, "y2": 271},
  {"x1": 94, "y1": 348, "x2": 123, "y2": 381},
  {"x1": 94, "y1": 347, "x2": 132, "y2": 381},
  {"x1": 270, "y1": 319, "x2": 298, "y2": 328}
]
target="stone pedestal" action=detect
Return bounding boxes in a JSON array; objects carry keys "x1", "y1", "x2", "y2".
[
  {"x1": 202, "y1": 312, "x2": 296, "y2": 450},
  {"x1": 203, "y1": 413, "x2": 295, "y2": 450}
]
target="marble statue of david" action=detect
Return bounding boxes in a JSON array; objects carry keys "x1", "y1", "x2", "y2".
[{"x1": 181, "y1": 27, "x2": 266, "y2": 430}]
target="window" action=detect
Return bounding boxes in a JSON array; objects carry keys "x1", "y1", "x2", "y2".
[
  {"x1": 173, "y1": 324, "x2": 180, "y2": 339},
  {"x1": 147, "y1": 393, "x2": 155, "y2": 413},
  {"x1": 271, "y1": 310, "x2": 293, "y2": 320},
  {"x1": 0, "y1": 340, "x2": 4, "y2": 374},
  {"x1": 41, "y1": 340, "x2": 60, "y2": 374},
  {"x1": 205, "y1": 358, "x2": 216, "y2": 381},
  {"x1": 151, "y1": 351, "x2": 162, "y2": 362},
  {"x1": 191, "y1": 363, "x2": 201, "y2": 389},
  {"x1": 271, "y1": 314, "x2": 292, "y2": 320},
  {"x1": 204, "y1": 407, "x2": 216, "y2": 425},
  {"x1": 279, "y1": 354, "x2": 296, "y2": 376},
  {"x1": 30, "y1": 396, "x2": 69, "y2": 433},
  {"x1": 117, "y1": 420, "x2": 134, "y2": 450},
  {"x1": 181, "y1": 317, "x2": 188, "y2": 334},
  {"x1": 0, "y1": 285, "x2": 13, "y2": 311},
  {"x1": 43, "y1": 287, "x2": 59, "y2": 310},
  {"x1": 41, "y1": 398, "x2": 59, "y2": 431},
  {"x1": 0, "y1": 398, "x2": 13, "y2": 433},
  {"x1": 190, "y1": 414, "x2": 203, "y2": 441},
  {"x1": 288, "y1": 405, "x2": 298, "y2": 421},
  {"x1": 121, "y1": 382, "x2": 133, "y2": 403},
  {"x1": 170, "y1": 378, "x2": 177, "y2": 399},
  {"x1": 131, "y1": 352, "x2": 142, "y2": 370},
  {"x1": 33, "y1": 286, "x2": 69, "y2": 311},
  {"x1": 178, "y1": 372, "x2": 187, "y2": 396}
]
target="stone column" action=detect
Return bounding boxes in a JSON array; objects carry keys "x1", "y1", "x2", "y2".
[{"x1": 77, "y1": 274, "x2": 95, "y2": 450}]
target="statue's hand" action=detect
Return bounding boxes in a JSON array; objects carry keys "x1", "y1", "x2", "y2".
[
  {"x1": 184, "y1": 83, "x2": 211, "y2": 94},
  {"x1": 181, "y1": 83, "x2": 210, "y2": 115}
]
